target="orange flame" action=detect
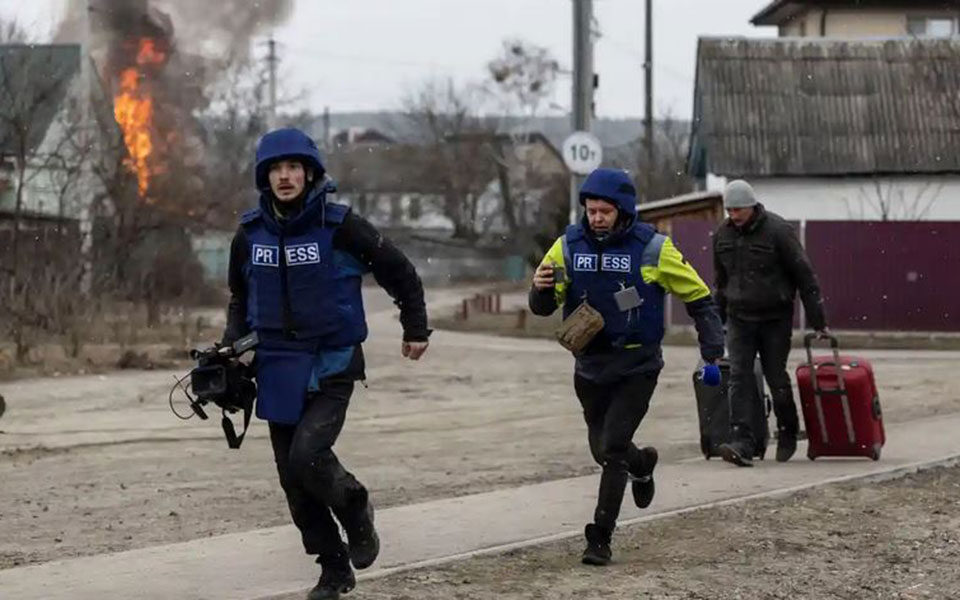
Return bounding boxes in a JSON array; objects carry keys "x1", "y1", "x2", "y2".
[
  {"x1": 136, "y1": 38, "x2": 166, "y2": 66},
  {"x1": 113, "y1": 39, "x2": 166, "y2": 198}
]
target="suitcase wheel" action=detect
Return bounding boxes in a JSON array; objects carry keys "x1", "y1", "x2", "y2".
[
  {"x1": 870, "y1": 445, "x2": 882, "y2": 461},
  {"x1": 700, "y1": 435, "x2": 711, "y2": 458},
  {"x1": 807, "y1": 449, "x2": 817, "y2": 461}
]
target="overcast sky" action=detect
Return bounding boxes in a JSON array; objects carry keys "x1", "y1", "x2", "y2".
[{"x1": 2, "y1": 0, "x2": 776, "y2": 120}]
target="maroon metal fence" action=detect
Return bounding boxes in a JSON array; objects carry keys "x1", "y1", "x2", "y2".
[
  {"x1": 805, "y1": 222, "x2": 960, "y2": 332},
  {"x1": 667, "y1": 219, "x2": 960, "y2": 332}
]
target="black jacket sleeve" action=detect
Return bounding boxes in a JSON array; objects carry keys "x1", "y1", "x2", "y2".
[
  {"x1": 333, "y1": 211, "x2": 430, "y2": 341},
  {"x1": 775, "y1": 223, "x2": 827, "y2": 330},
  {"x1": 528, "y1": 286, "x2": 559, "y2": 316},
  {"x1": 712, "y1": 230, "x2": 728, "y2": 325},
  {"x1": 684, "y1": 295, "x2": 725, "y2": 362},
  {"x1": 221, "y1": 226, "x2": 250, "y2": 346}
]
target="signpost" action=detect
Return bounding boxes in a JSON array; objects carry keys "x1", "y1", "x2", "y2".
[{"x1": 563, "y1": 131, "x2": 603, "y2": 224}]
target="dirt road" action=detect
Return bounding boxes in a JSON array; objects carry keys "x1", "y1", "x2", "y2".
[{"x1": 2, "y1": 286, "x2": 959, "y2": 569}]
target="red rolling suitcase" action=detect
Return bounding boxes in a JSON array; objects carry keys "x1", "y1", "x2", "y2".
[{"x1": 796, "y1": 333, "x2": 884, "y2": 461}]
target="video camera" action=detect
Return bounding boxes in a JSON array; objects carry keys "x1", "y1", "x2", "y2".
[{"x1": 170, "y1": 331, "x2": 259, "y2": 449}]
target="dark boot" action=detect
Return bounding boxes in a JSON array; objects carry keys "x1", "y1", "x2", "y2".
[
  {"x1": 771, "y1": 385, "x2": 800, "y2": 463},
  {"x1": 307, "y1": 555, "x2": 355, "y2": 600},
  {"x1": 719, "y1": 438, "x2": 754, "y2": 467},
  {"x1": 581, "y1": 523, "x2": 612, "y2": 566},
  {"x1": 630, "y1": 446, "x2": 658, "y2": 509},
  {"x1": 337, "y1": 488, "x2": 380, "y2": 570},
  {"x1": 776, "y1": 427, "x2": 798, "y2": 462}
]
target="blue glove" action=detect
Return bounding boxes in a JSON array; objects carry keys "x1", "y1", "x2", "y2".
[{"x1": 701, "y1": 363, "x2": 721, "y2": 387}]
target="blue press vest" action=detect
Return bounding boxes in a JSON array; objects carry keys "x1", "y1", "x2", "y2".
[
  {"x1": 240, "y1": 202, "x2": 368, "y2": 350},
  {"x1": 562, "y1": 222, "x2": 666, "y2": 349},
  {"x1": 240, "y1": 199, "x2": 368, "y2": 425}
]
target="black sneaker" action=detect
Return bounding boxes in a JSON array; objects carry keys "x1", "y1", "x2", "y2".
[
  {"x1": 776, "y1": 429, "x2": 797, "y2": 462},
  {"x1": 581, "y1": 523, "x2": 612, "y2": 566},
  {"x1": 340, "y1": 489, "x2": 380, "y2": 570},
  {"x1": 631, "y1": 446, "x2": 658, "y2": 509},
  {"x1": 306, "y1": 565, "x2": 355, "y2": 600},
  {"x1": 719, "y1": 439, "x2": 754, "y2": 467}
]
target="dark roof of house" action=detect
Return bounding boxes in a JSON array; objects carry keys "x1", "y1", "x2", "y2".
[
  {"x1": 751, "y1": 0, "x2": 960, "y2": 26},
  {"x1": 325, "y1": 143, "x2": 446, "y2": 195},
  {"x1": 688, "y1": 37, "x2": 960, "y2": 178},
  {"x1": 326, "y1": 131, "x2": 566, "y2": 195},
  {"x1": 303, "y1": 111, "x2": 654, "y2": 151},
  {"x1": 0, "y1": 44, "x2": 81, "y2": 156},
  {"x1": 447, "y1": 131, "x2": 566, "y2": 169},
  {"x1": 331, "y1": 127, "x2": 396, "y2": 145}
]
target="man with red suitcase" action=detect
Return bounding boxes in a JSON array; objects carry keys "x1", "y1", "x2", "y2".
[{"x1": 713, "y1": 180, "x2": 828, "y2": 466}]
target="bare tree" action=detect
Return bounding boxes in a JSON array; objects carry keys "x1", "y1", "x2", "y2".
[
  {"x1": 486, "y1": 38, "x2": 560, "y2": 117},
  {"x1": 196, "y1": 52, "x2": 302, "y2": 227},
  {"x1": 80, "y1": 56, "x2": 211, "y2": 328},
  {"x1": 0, "y1": 27, "x2": 81, "y2": 280},
  {"x1": 483, "y1": 39, "x2": 568, "y2": 263},
  {"x1": 400, "y1": 78, "x2": 495, "y2": 240},
  {"x1": 844, "y1": 178, "x2": 943, "y2": 221},
  {"x1": 0, "y1": 25, "x2": 93, "y2": 361},
  {"x1": 618, "y1": 111, "x2": 695, "y2": 203}
]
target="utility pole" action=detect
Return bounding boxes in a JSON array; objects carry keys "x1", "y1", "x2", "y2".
[
  {"x1": 570, "y1": 0, "x2": 594, "y2": 224},
  {"x1": 322, "y1": 106, "x2": 331, "y2": 153},
  {"x1": 267, "y1": 37, "x2": 278, "y2": 129},
  {"x1": 642, "y1": 0, "x2": 654, "y2": 203},
  {"x1": 79, "y1": 1, "x2": 100, "y2": 295}
]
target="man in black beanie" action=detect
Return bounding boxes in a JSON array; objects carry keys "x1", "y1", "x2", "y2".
[{"x1": 713, "y1": 180, "x2": 828, "y2": 467}]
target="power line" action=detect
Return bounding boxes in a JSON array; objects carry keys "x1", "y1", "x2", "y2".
[{"x1": 597, "y1": 31, "x2": 693, "y2": 83}]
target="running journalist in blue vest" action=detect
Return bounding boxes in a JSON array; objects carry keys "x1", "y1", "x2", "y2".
[
  {"x1": 220, "y1": 128, "x2": 430, "y2": 600},
  {"x1": 529, "y1": 168, "x2": 724, "y2": 566}
]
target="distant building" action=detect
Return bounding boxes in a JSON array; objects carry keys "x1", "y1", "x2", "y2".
[
  {"x1": 752, "y1": 0, "x2": 960, "y2": 38},
  {"x1": 330, "y1": 126, "x2": 395, "y2": 146},
  {"x1": 688, "y1": 37, "x2": 960, "y2": 221},
  {"x1": 326, "y1": 131, "x2": 567, "y2": 234},
  {"x1": 0, "y1": 44, "x2": 83, "y2": 221}
]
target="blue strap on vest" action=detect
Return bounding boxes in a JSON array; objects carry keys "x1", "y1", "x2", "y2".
[
  {"x1": 564, "y1": 223, "x2": 586, "y2": 243},
  {"x1": 640, "y1": 232, "x2": 666, "y2": 267},
  {"x1": 324, "y1": 202, "x2": 348, "y2": 224},
  {"x1": 561, "y1": 234, "x2": 572, "y2": 271},
  {"x1": 240, "y1": 207, "x2": 262, "y2": 225},
  {"x1": 633, "y1": 222, "x2": 655, "y2": 244}
]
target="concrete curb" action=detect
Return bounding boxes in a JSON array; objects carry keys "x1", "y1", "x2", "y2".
[{"x1": 268, "y1": 452, "x2": 960, "y2": 596}]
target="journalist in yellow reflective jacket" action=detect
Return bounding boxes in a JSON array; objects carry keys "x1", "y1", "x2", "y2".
[
  {"x1": 528, "y1": 168, "x2": 723, "y2": 566},
  {"x1": 530, "y1": 171, "x2": 724, "y2": 382}
]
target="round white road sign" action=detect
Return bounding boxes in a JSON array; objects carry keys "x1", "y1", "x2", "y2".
[{"x1": 562, "y1": 131, "x2": 603, "y2": 175}]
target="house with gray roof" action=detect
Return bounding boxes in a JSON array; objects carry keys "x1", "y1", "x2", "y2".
[
  {"x1": 0, "y1": 44, "x2": 85, "y2": 222},
  {"x1": 688, "y1": 36, "x2": 960, "y2": 221}
]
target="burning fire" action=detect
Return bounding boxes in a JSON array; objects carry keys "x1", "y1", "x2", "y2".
[{"x1": 113, "y1": 39, "x2": 167, "y2": 198}]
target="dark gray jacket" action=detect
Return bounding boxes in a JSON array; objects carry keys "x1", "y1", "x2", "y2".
[{"x1": 713, "y1": 204, "x2": 827, "y2": 329}]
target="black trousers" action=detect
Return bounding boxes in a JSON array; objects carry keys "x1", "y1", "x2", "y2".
[
  {"x1": 574, "y1": 370, "x2": 659, "y2": 531},
  {"x1": 268, "y1": 376, "x2": 365, "y2": 566},
  {"x1": 727, "y1": 315, "x2": 798, "y2": 441}
]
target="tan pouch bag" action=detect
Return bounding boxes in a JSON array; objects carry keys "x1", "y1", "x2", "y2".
[{"x1": 555, "y1": 301, "x2": 605, "y2": 354}]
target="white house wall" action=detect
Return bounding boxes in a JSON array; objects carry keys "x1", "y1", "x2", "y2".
[
  {"x1": 707, "y1": 175, "x2": 960, "y2": 221},
  {"x1": 5, "y1": 75, "x2": 97, "y2": 221}
]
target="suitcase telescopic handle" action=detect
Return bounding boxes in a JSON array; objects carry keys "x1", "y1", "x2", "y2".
[{"x1": 804, "y1": 332, "x2": 856, "y2": 445}]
